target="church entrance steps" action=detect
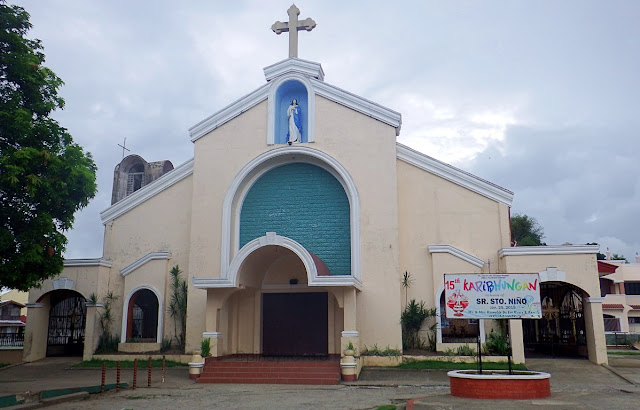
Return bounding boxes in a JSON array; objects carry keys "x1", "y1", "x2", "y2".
[{"x1": 197, "y1": 356, "x2": 340, "y2": 385}]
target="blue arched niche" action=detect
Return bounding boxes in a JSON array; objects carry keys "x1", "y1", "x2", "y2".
[
  {"x1": 275, "y1": 80, "x2": 308, "y2": 144},
  {"x1": 239, "y1": 163, "x2": 351, "y2": 275}
]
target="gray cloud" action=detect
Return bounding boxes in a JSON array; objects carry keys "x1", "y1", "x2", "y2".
[
  {"x1": 11, "y1": 0, "x2": 640, "y2": 260},
  {"x1": 463, "y1": 124, "x2": 640, "y2": 258}
]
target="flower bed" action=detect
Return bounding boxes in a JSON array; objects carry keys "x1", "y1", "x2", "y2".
[{"x1": 448, "y1": 369, "x2": 551, "y2": 399}]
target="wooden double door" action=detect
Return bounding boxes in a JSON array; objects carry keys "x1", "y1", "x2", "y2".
[{"x1": 262, "y1": 292, "x2": 328, "y2": 356}]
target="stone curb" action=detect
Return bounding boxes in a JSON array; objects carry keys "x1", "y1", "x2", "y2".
[
  {"x1": 602, "y1": 364, "x2": 638, "y2": 385},
  {"x1": 0, "y1": 362, "x2": 25, "y2": 372},
  {"x1": 40, "y1": 391, "x2": 89, "y2": 406},
  {"x1": 4, "y1": 392, "x2": 89, "y2": 409},
  {"x1": 0, "y1": 383, "x2": 128, "y2": 409},
  {"x1": 361, "y1": 367, "x2": 447, "y2": 372},
  {"x1": 343, "y1": 381, "x2": 449, "y2": 388}
]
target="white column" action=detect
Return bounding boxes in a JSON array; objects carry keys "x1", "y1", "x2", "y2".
[
  {"x1": 584, "y1": 297, "x2": 608, "y2": 364},
  {"x1": 341, "y1": 288, "x2": 359, "y2": 356},
  {"x1": 509, "y1": 319, "x2": 525, "y2": 364},
  {"x1": 23, "y1": 303, "x2": 47, "y2": 362},
  {"x1": 203, "y1": 332, "x2": 223, "y2": 357},
  {"x1": 83, "y1": 304, "x2": 102, "y2": 361},
  {"x1": 203, "y1": 288, "x2": 236, "y2": 357}
]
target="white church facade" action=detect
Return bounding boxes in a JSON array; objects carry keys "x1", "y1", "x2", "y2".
[{"x1": 22, "y1": 6, "x2": 608, "y2": 373}]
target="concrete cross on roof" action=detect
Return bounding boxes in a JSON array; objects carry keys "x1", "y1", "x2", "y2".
[{"x1": 271, "y1": 4, "x2": 316, "y2": 58}]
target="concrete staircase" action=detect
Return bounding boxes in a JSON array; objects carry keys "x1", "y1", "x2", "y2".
[{"x1": 197, "y1": 357, "x2": 341, "y2": 385}]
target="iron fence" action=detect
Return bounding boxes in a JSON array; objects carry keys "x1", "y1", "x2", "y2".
[
  {"x1": 605, "y1": 332, "x2": 640, "y2": 347},
  {"x1": 0, "y1": 333, "x2": 24, "y2": 347}
]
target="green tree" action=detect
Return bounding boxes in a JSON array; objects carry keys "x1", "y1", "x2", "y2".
[
  {"x1": 510, "y1": 213, "x2": 545, "y2": 246},
  {"x1": 586, "y1": 243, "x2": 627, "y2": 262},
  {"x1": 612, "y1": 253, "x2": 627, "y2": 262},
  {"x1": 0, "y1": 3, "x2": 97, "y2": 291},
  {"x1": 586, "y1": 243, "x2": 607, "y2": 260},
  {"x1": 401, "y1": 271, "x2": 413, "y2": 307}
]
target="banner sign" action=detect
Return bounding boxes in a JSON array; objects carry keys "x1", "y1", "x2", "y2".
[{"x1": 444, "y1": 273, "x2": 542, "y2": 319}]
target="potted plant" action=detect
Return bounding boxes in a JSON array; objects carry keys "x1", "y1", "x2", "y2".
[
  {"x1": 188, "y1": 339, "x2": 209, "y2": 379},
  {"x1": 340, "y1": 341, "x2": 358, "y2": 381},
  {"x1": 344, "y1": 340, "x2": 355, "y2": 357}
]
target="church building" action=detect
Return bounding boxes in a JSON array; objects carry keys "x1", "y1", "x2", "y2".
[{"x1": 22, "y1": 5, "x2": 608, "y2": 374}]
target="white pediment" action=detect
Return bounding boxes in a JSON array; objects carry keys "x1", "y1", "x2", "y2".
[
  {"x1": 189, "y1": 58, "x2": 401, "y2": 143},
  {"x1": 120, "y1": 251, "x2": 171, "y2": 276},
  {"x1": 428, "y1": 245, "x2": 485, "y2": 268}
]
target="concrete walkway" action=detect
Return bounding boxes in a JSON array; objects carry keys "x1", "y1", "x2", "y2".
[
  {"x1": 0, "y1": 357, "x2": 189, "y2": 406},
  {"x1": 608, "y1": 355, "x2": 640, "y2": 384},
  {"x1": 0, "y1": 356, "x2": 637, "y2": 409},
  {"x1": 409, "y1": 357, "x2": 640, "y2": 409},
  {"x1": 0, "y1": 357, "x2": 86, "y2": 396}
]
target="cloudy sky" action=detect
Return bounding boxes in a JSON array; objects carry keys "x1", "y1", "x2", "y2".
[{"x1": 13, "y1": 0, "x2": 640, "y2": 261}]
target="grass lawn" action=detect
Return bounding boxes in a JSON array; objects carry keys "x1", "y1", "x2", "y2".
[
  {"x1": 398, "y1": 360, "x2": 527, "y2": 370},
  {"x1": 608, "y1": 350, "x2": 640, "y2": 356},
  {"x1": 73, "y1": 359, "x2": 187, "y2": 368}
]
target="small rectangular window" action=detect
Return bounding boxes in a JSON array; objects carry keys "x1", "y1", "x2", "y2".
[
  {"x1": 126, "y1": 173, "x2": 145, "y2": 196},
  {"x1": 625, "y1": 282, "x2": 640, "y2": 295}
]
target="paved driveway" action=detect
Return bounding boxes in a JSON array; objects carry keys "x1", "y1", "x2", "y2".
[{"x1": 0, "y1": 356, "x2": 638, "y2": 409}]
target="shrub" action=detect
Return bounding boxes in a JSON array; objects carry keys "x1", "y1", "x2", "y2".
[
  {"x1": 444, "y1": 344, "x2": 476, "y2": 356},
  {"x1": 94, "y1": 291, "x2": 119, "y2": 353},
  {"x1": 401, "y1": 299, "x2": 436, "y2": 350},
  {"x1": 455, "y1": 344, "x2": 476, "y2": 356},
  {"x1": 160, "y1": 338, "x2": 172, "y2": 352},
  {"x1": 484, "y1": 331, "x2": 510, "y2": 356},
  {"x1": 88, "y1": 293, "x2": 98, "y2": 305},
  {"x1": 360, "y1": 344, "x2": 402, "y2": 357},
  {"x1": 74, "y1": 359, "x2": 186, "y2": 368},
  {"x1": 96, "y1": 333, "x2": 119, "y2": 354},
  {"x1": 168, "y1": 265, "x2": 188, "y2": 352}
]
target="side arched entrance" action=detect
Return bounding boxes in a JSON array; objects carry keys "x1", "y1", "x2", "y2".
[
  {"x1": 126, "y1": 289, "x2": 159, "y2": 342},
  {"x1": 523, "y1": 282, "x2": 588, "y2": 357},
  {"x1": 46, "y1": 290, "x2": 86, "y2": 357}
]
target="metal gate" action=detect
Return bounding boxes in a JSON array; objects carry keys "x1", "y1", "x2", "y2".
[
  {"x1": 523, "y1": 283, "x2": 587, "y2": 357},
  {"x1": 559, "y1": 289, "x2": 586, "y2": 349},
  {"x1": 46, "y1": 291, "x2": 86, "y2": 357}
]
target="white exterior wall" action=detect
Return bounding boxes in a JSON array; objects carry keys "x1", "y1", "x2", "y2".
[
  {"x1": 602, "y1": 262, "x2": 640, "y2": 334},
  {"x1": 23, "y1": 57, "x2": 608, "y2": 366},
  {"x1": 188, "y1": 94, "x2": 402, "y2": 352}
]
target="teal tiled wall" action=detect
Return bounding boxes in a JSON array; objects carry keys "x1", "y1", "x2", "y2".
[{"x1": 240, "y1": 163, "x2": 351, "y2": 275}]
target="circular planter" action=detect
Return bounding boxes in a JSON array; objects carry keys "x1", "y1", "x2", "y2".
[{"x1": 448, "y1": 370, "x2": 551, "y2": 399}]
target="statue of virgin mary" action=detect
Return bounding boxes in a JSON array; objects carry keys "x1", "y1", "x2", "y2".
[{"x1": 287, "y1": 99, "x2": 302, "y2": 144}]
